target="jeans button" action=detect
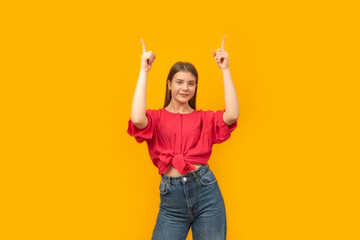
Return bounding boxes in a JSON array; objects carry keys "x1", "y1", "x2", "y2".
[{"x1": 183, "y1": 177, "x2": 187, "y2": 182}]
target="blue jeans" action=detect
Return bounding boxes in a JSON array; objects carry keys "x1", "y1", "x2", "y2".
[{"x1": 151, "y1": 164, "x2": 227, "y2": 240}]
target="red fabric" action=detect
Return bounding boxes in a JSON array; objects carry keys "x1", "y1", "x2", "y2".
[{"x1": 127, "y1": 108, "x2": 237, "y2": 175}]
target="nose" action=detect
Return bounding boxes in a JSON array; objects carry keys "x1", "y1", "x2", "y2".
[{"x1": 182, "y1": 84, "x2": 189, "y2": 91}]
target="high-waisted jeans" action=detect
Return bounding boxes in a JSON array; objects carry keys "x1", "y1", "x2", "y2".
[{"x1": 151, "y1": 164, "x2": 227, "y2": 240}]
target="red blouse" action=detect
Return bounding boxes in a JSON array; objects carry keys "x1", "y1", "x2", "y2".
[{"x1": 127, "y1": 108, "x2": 237, "y2": 175}]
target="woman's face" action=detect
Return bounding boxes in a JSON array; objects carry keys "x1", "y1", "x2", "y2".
[{"x1": 168, "y1": 71, "x2": 197, "y2": 105}]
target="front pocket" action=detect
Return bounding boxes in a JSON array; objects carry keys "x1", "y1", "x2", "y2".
[{"x1": 198, "y1": 169, "x2": 217, "y2": 186}]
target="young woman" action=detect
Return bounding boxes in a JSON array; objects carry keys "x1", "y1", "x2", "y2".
[{"x1": 127, "y1": 36, "x2": 239, "y2": 240}]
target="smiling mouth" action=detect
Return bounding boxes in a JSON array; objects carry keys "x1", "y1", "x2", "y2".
[{"x1": 179, "y1": 94, "x2": 189, "y2": 97}]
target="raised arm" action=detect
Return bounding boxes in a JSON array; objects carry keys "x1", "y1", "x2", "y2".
[
  {"x1": 130, "y1": 39, "x2": 156, "y2": 129},
  {"x1": 211, "y1": 36, "x2": 240, "y2": 126}
]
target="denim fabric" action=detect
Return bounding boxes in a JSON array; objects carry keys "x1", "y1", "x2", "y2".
[{"x1": 151, "y1": 164, "x2": 227, "y2": 240}]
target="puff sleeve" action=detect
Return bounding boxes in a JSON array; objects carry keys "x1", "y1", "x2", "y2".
[
  {"x1": 127, "y1": 109, "x2": 157, "y2": 143},
  {"x1": 204, "y1": 109, "x2": 237, "y2": 144}
]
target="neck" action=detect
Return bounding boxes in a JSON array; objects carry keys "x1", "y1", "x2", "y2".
[{"x1": 166, "y1": 101, "x2": 192, "y2": 113}]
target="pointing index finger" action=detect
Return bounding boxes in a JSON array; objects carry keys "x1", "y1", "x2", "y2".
[
  {"x1": 221, "y1": 36, "x2": 226, "y2": 50},
  {"x1": 141, "y1": 39, "x2": 146, "y2": 54}
]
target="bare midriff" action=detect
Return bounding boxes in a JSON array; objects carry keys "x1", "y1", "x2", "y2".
[{"x1": 161, "y1": 163, "x2": 204, "y2": 177}]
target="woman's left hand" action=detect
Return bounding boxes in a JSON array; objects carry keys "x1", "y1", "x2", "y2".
[{"x1": 211, "y1": 36, "x2": 229, "y2": 71}]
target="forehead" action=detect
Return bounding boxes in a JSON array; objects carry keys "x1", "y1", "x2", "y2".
[{"x1": 173, "y1": 71, "x2": 196, "y2": 81}]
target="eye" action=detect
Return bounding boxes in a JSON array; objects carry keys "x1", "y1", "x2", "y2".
[
  {"x1": 189, "y1": 82, "x2": 194, "y2": 86},
  {"x1": 177, "y1": 81, "x2": 182, "y2": 84}
]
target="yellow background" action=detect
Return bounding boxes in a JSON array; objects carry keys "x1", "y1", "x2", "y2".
[{"x1": 1, "y1": 0, "x2": 359, "y2": 239}]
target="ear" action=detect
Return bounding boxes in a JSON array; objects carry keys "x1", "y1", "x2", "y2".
[{"x1": 167, "y1": 80, "x2": 171, "y2": 89}]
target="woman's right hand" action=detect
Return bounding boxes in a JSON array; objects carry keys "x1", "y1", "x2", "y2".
[{"x1": 140, "y1": 39, "x2": 156, "y2": 73}]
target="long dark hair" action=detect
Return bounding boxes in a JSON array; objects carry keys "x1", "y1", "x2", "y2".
[{"x1": 163, "y1": 61, "x2": 198, "y2": 110}]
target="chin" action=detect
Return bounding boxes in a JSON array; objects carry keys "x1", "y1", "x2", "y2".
[
  {"x1": 173, "y1": 94, "x2": 194, "y2": 103},
  {"x1": 174, "y1": 98, "x2": 188, "y2": 104},
  {"x1": 179, "y1": 100, "x2": 188, "y2": 104}
]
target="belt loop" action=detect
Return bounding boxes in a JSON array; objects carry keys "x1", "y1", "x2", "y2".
[
  {"x1": 167, "y1": 176, "x2": 171, "y2": 187},
  {"x1": 192, "y1": 171, "x2": 199, "y2": 182}
]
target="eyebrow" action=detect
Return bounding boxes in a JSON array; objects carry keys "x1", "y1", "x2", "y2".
[{"x1": 176, "y1": 79, "x2": 196, "y2": 82}]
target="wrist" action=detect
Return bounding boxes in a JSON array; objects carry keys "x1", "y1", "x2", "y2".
[
  {"x1": 221, "y1": 68, "x2": 230, "y2": 73},
  {"x1": 140, "y1": 69, "x2": 149, "y2": 75}
]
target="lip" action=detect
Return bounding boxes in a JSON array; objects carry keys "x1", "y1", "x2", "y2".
[{"x1": 179, "y1": 93, "x2": 189, "y2": 96}]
